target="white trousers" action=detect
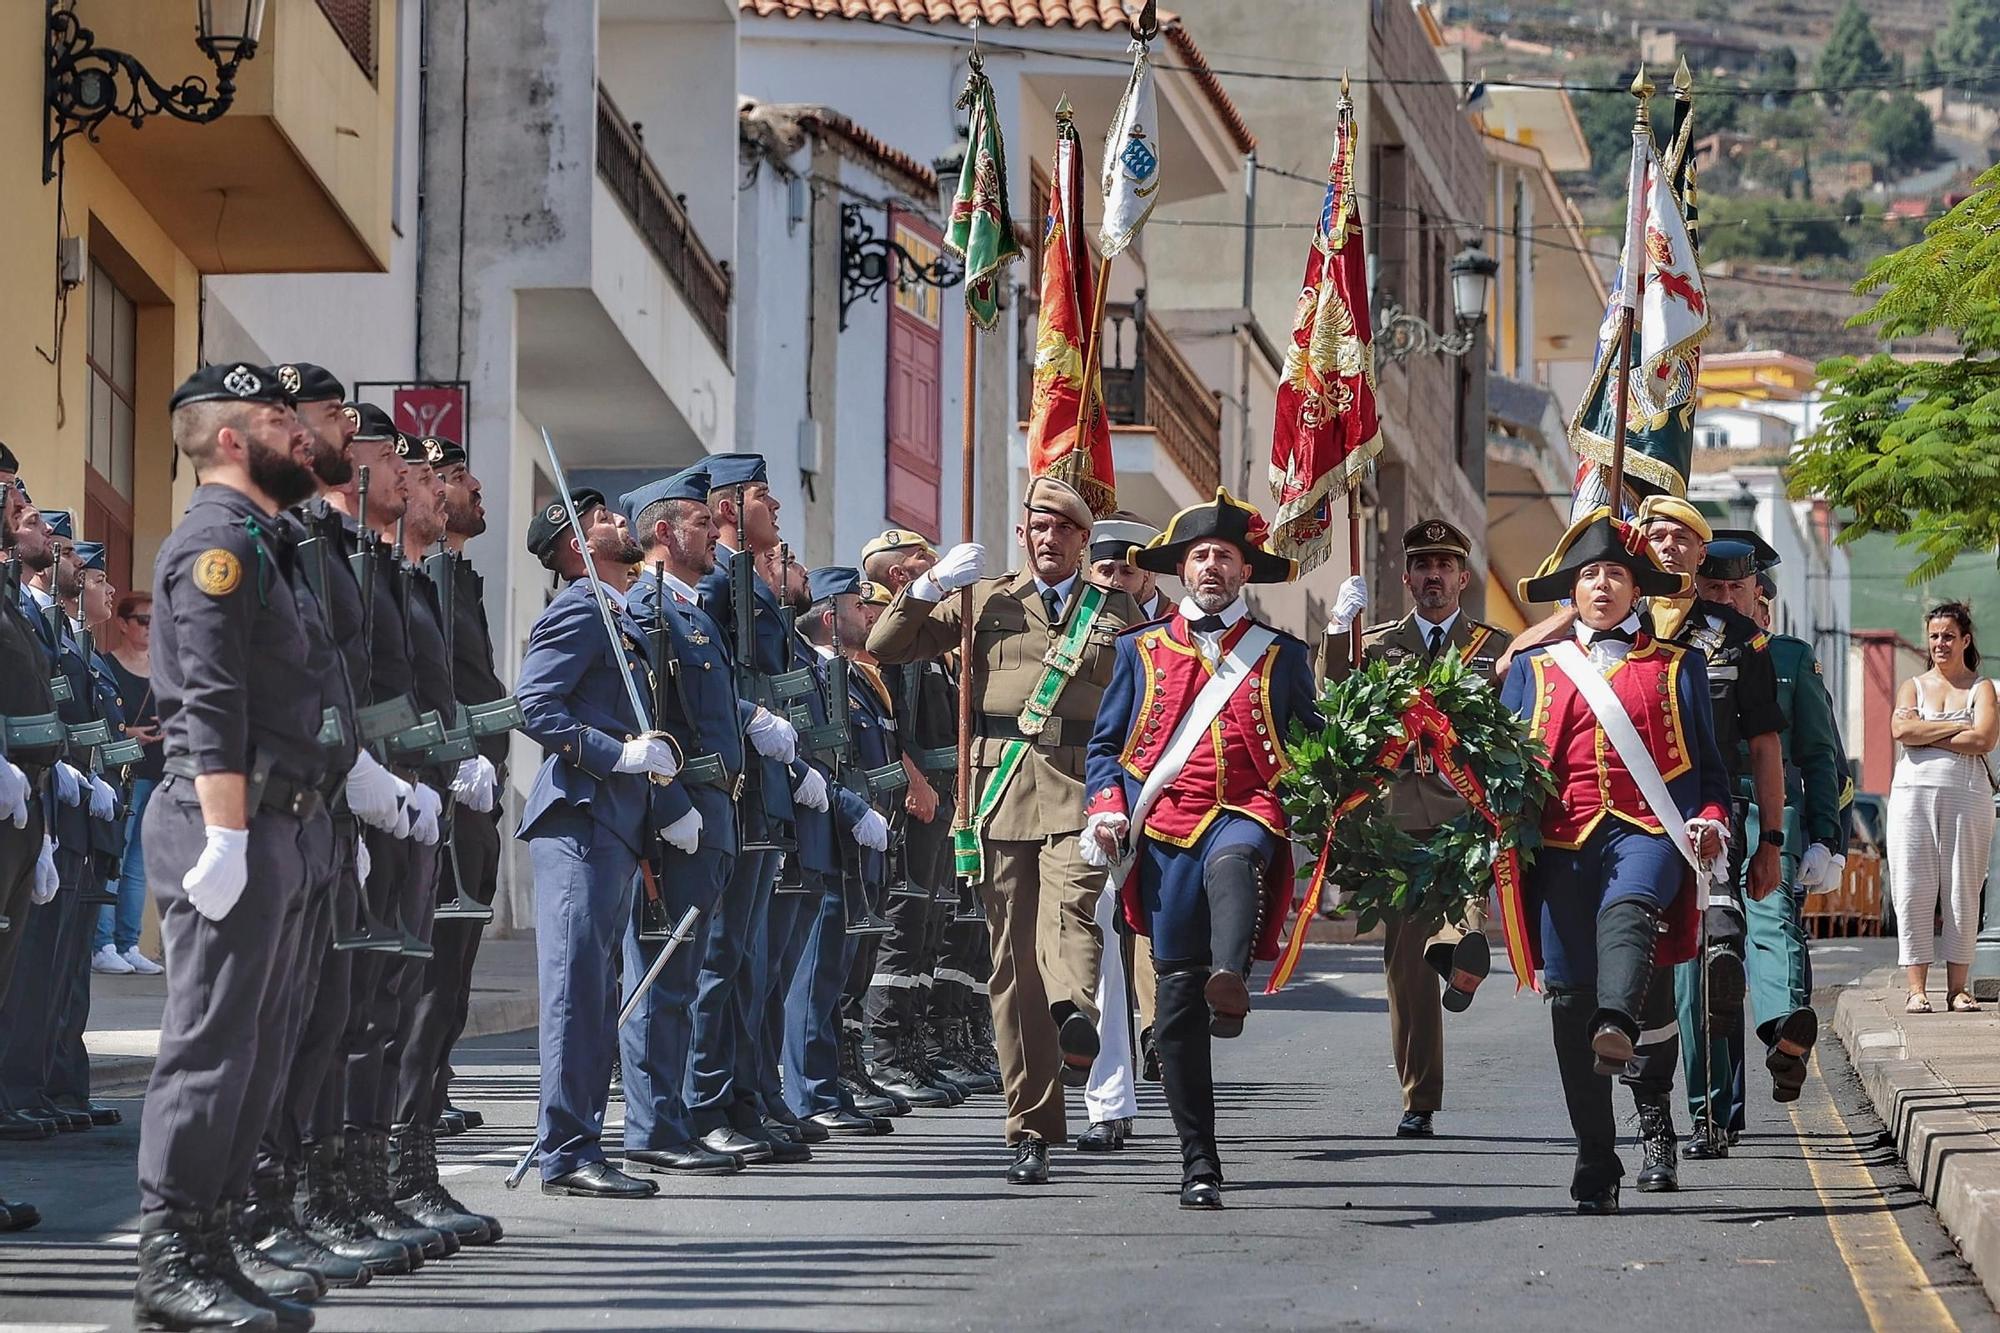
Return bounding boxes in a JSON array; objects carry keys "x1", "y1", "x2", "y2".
[
  {"x1": 1890, "y1": 779, "x2": 1995, "y2": 967},
  {"x1": 1084, "y1": 880, "x2": 1139, "y2": 1123}
]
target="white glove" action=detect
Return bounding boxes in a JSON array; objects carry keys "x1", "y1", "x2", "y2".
[
  {"x1": 1329, "y1": 575, "x2": 1369, "y2": 634},
  {"x1": 86, "y1": 774, "x2": 117, "y2": 822},
  {"x1": 912, "y1": 542, "x2": 987, "y2": 600},
  {"x1": 451, "y1": 755, "x2": 498, "y2": 813},
  {"x1": 613, "y1": 735, "x2": 680, "y2": 780},
  {"x1": 31, "y1": 834, "x2": 57, "y2": 904},
  {"x1": 1079, "y1": 812, "x2": 1131, "y2": 869},
  {"x1": 0, "y1": 760, "x2": 27, "y2": 829},
  {"x1": 1829, "y1": 853, "x2": 1847, "y2": 884},
  {"x1": 354, "y1": 835, "x2": 372, "y2": 889},
  {"x1": 793, "y1": 767, "x2": 830, "y2": 812},
  {"x1": 851, "y1": 808, "x2": 890, "y2": 852},
  {"x1": 405, "y1": 783, "x2": 442, "y2": 846},
  {"x1": 344, "y1": 750, "x2": 409, "y2": 830},
  {"x1": 1796, "y1": 842, "x2": 1833, "y2": 888},
  {"x1": 746, "y1": 708, "x2": 799, "y2": 765},
  {"x1": 1687, "y1": 817, "x2": 1731, "y2": 880},
  {"x1": 183, "y1": 826, "x2": 250, "y2": 922},
  {"x1": 660, "y1": 807, "x2": 703, "y2": 855},
  {"x1": 52, "y1": 761, "x2": 81, "y2": 808}
]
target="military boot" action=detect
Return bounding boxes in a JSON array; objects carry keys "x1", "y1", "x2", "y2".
[
  {"x1": 1634, "y1": 1096, "x2": 1679, "y2": 1193},
  {"x1": 866, "y1": 1028, "x2": 952, "y2": 1109},
  {"x1": 839, "y1": 1027, "x2": 908, "y2": 1118},
  {"x1": 345, "y1": 1129, "x2": 454, "y2": 1260},
  {"x1": 241, "y1": 1165, "x2": 371, "y2": 1289},
  {"x1": 219, "y1": 1201, "x2": 326, "y2": 1305},
  {"x1": 391, "y1": 1126, "x2": 501, "y2": 1246},
  {"x1": 133, "y1": 1209, "x2": 277, "y2": 1332},
  {"x1": 297, "y1": 1137, "x2": 416, "y2": 1275}
]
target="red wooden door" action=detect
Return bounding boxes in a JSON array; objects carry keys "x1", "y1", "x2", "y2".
[{"x1": 885, "y1": 208, "x2": 944, "y2": 540}]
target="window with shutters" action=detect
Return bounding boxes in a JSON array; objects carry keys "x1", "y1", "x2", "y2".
[
  {"x1": 885, "y1": 208, "x2": 944, "y2": 540},
  {"x1": 84, "y1": 260, "x2": 136, "y2": 594}
]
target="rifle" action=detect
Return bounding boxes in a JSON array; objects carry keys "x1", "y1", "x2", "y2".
[
  {"x1": 428, "y1": 538, "x2": 493, "y2": 924},
  {"x1": 634, "y1": 560, "x2": 683, "y2": 940},
  {"x1": 733, "y1": 534, "x2": 786, "y2": 855},
  {"x1": 828, "y1": 655, "x2": 893, "y2": 936}
]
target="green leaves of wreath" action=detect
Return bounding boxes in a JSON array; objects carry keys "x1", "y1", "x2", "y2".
[{"x1": 1279, "y1": 650, "x2": 1555, "y2": 936}]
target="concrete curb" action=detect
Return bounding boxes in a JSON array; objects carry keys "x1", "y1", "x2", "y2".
[{"x1": 1833, "y1": 968, "x2": 2000, "y2": 1311}]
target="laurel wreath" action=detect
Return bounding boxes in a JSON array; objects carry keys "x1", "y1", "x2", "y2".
[{"x1": 1279, "y1": 650, "x2": 1556, "y2": 936}]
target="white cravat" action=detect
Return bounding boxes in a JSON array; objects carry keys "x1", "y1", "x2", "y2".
[
  {"x1": 1577, "y1": 612, "x2": 1641, "y2": 672},
  {"x1": 1179, "y1": 594, "x2": 1248, "y2": 666}
]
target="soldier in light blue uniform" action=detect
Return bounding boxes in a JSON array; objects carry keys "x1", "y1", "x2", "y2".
[
  {"x1": 616, "y1": 465, "x2": 752, "y2": 1178},
  {"x1": 516, "y1": 488, "x2": 693, "y2": 1199}
]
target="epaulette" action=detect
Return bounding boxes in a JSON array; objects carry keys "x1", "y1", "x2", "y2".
[{"x1": 1358, "y1": 619, "x2": 1400, "y2": 637}]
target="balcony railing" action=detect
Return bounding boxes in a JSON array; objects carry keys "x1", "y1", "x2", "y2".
[
  {"x1": 1020, "y1": 290, "x2": 1221, "y2": 496},
  {"x1": 595, "y1": 85, "x2": 732, "y2": 358}
]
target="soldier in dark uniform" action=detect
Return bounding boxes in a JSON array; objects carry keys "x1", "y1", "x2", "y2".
[
  {"x1": 132, "y1": 363, "x2": 338, "y2": 1330},
  {"x1": 1319, "y1": 519, "x2": 1513, "y2": 1139}
]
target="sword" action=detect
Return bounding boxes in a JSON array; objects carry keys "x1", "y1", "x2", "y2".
[{"x1": 503, "y1": 903, "x2": 702, "y2": 1190}]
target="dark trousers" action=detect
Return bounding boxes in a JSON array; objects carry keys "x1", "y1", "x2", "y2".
[
  {"x1": 254, "y1": 834, "x2": 343, "y2": 1186},
  {"x1": 620, "y1": 838, "x2": 734, "y2": 1151},
  {"x1": 136, "y1": 782, "x2": 326, "y2": 1215},
  {"x1": 749, "y1": 888, "x2": 815, "y2": 1115},
  {"x1": 529, "y1": 812, "x2": 640, "y2": 1179},
  {"x1": 394, "y1": 810, "x2": 496, "y2": 1128},
  {"x1": 686, "y1": 848, "x2": 775, "y2": 1134},
  {"x1": 1550, "y1": 988, "x2": 1622, "y2": 1200},
  {"x1": 782, "y1": 876, "x2": 847, "y2": 1118},
  {"x1": 45, "y1": 845, "x2": 97, "y2": 1110},
  {"x1": 865, "y1": 802, "x2": 953, "y2": 1041},
  {"x1": 0, "y1": 809, "x2": 42, "y2": 1013},
  {"x1": 341, "y1": 829, "x2": 419, "y2": 1132},
  {"x1": 419, "y1": 807, "x2": 503, "y2": 1120}
]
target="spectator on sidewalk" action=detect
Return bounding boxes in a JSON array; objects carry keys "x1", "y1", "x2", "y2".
[
  {"x1": 1890, "y1": 601, "x2": 1999, "y2": 1014},
  {"x1": 92, "y1": 593, "x2": 164, "y2": 976}
]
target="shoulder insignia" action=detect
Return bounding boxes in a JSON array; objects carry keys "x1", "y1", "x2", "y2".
[
  {"x1": 1813, "y1": 658, "x2": 1823, "y2": 675},
  {"x1": 1361, "y1": 620, "x2": 1399, "y2": 636},
  {"x1": 1749, "y1": 631, "x2": 1772, "y2": 652},
  {"x1": 191, "y1": 548, "x2": 243, "y2": 597}
]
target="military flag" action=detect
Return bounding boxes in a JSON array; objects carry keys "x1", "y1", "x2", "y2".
[
  {"x1": 942, "y1": 56, "x2": 1022, "y2": 331},
  {"x1": 1026, "y1": 101, "x2": 1117, "y2": 517},
  {"x1": 1268, "y1": 80, "x2": 1380, "y2": 574},
  {"x1": 1099, "y1": 34, "x2": 1161, "y2": 259}
]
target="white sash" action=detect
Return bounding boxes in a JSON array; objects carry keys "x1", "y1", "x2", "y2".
[
  {"x1": 1545, "y1": 640, "x2": 1716, "y2": 905},
  {"x1": 1110, "y1": 623, "x2": 1278, "y2": 881}
]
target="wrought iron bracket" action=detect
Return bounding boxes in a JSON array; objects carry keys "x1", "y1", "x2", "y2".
[
  {"x1": 839, "y1": 203, "x2": 961, "y2": 330},
  {"x1": 1373, "y1": 292, "x2": 1478, "y2": 363},
  {"x1": 45, "y1": 0, "x2": 252, "y2": 182}
]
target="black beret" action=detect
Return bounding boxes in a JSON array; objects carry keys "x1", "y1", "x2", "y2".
[
  {"x1": 397, "y1": 435, "x2": 464, "y2": 468},
  {"x1": 170, "y1": 363, "x2": 295, "y2": 412},
  {"x1": 266, "y1": 362, "x2": 345, "y2": 403},
  {"x1": 344, "y1": 402, "x2": 397, "y2": 441},
  {"x1": 0, "y1": 441, "x2": 16, "y2": 473},
  {"x1": 526, "y1": 489, "x2": 607, "y2": 567}
]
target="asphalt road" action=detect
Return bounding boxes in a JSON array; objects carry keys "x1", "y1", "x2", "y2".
[{"x1": 0, "y1": 938, "x2": 1991, "y2": 1332}]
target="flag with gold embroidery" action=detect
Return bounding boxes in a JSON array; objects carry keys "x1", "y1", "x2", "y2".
[{"x1": 942, "y1": 58, "x2": 1022, "y2": 332}]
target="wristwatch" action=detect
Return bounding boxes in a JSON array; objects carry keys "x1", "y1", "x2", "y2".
[{"x1": 1758, "y1": 828, "x2": 1784, "y2": 849}]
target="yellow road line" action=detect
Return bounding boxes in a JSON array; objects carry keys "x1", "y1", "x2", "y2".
[{"x1": 1790, "y1": 1048, "x2": 1958, "y2": 1333}]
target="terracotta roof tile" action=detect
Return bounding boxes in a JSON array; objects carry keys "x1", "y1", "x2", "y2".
[{"x1": 740, "y1": 0, "x2": 1256, "y2": 154}]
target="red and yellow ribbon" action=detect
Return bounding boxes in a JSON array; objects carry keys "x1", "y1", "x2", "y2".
[{"x1": 1265, "y1": 688, "x2": 1539, "y2": 995}]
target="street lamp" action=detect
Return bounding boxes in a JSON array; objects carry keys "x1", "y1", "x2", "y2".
[
  {"x1": 932, "y1": 142, "x2": 967, "y2": 223},
  {"x1": 1376, "y1": 238, "x2": 1498, "y2": 362},
  {"x1": 44, "y1": 0, "x2": 268, "y2": 182},
  {"x1": 1450, "y1": 239, "x2": 1501, "y2": 326},
  {"x1": 1728, "y1": 478, "x2": 1759, "y2": 532}
]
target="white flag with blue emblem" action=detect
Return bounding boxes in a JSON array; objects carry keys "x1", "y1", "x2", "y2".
[{"x1": 1099, "y1": 38, "x2": 1160, "y2": 259}]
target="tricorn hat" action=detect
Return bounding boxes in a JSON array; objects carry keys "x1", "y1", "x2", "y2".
[
  {"x1": 1519, "y1": 507, "x2": 1687, "y2": 604},
  {"x1": 1133, "y1": 487, "x2": 1296, "y2": 585}
]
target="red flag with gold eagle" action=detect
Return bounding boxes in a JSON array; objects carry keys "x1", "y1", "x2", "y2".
[
  {"x1": 1269, "y1": 82, "x2": 1380, "y2": 573},
  {"x1": 1024, "y1": 102, "x2": 1116, "y2": 518}
]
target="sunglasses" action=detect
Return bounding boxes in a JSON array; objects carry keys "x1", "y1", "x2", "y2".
[{"x1": 124, "y1": 614, "x2": 151, "y2": 627}]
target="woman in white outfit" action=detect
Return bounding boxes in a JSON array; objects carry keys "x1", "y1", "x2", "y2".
[{"x1": 1890, "y1": 602, "x2": 1999, "y2": 1013}]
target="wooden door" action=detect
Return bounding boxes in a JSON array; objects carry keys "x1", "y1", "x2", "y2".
[{"x1": 885, "y1": 208, "x2": 944, "y2": 540}]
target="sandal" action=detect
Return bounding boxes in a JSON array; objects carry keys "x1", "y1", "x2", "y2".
[
  {"x1": 1907, "y1": 993, "x2": 1934, "y2": 1014},
  {"x1": 1951, "y1": 992, "x2": 1982, "y2": 1012}
]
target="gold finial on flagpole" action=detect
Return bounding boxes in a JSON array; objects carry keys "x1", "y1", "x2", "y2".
[
  {"x1": 1630, "y1": 64, "x2": 1655, "y2": 129},
  {"x1": 1673, "y1": 55, "x2": 1693, "y2": 99}
]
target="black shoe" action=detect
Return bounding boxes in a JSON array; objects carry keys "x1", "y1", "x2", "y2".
[
  {"x1": 297, "y1": 1139, "x2": 416, "y2": 1276},
  {"x1": 391, "y1": 1127, "x2": 500, "y2": 1245},
  {"x1": 345, "y1": 1130, "x2": 454, "y2": 1260},
  {"x1": 868, "y1": 1059, "x2": 956, "y2": 1108},
  {"x1": 1704, "y1": 946, "x2": 1747, "y2": 1025},
  {"x1": 0, "y1": 1195, "x2": 39, "y2": 1231},
  {"x1": 1395, "y1": 1112, "x2": 1434, "y2": 1139},
  {"x1": 84, "y1": 1100, "x2": 123, "y2": 1126},
  {"x1": 1589, "y1": 1021, "x2": 1635, "y2": 1077},
  {"x1": 541, "y1": 1161, "x2": 658, "y2": 1198},
  {"x1": 435, "y1": 1110, "x2": 468, "y2": 1137},
  {"x1": 626, "y1": 1144, "x2": 745, "y2": 1175},
  {"x1": 240, "y1": 1194, "x2": 371, "y2": 1290},
  {"x1": 27, "y1": 1106, "x2": 86, "y2": 1133},
  {"x1": 1007, "y1": 1138, "x2": 1050, "y2": 1185},
  {"x1": 1766, "y1": 1007, "x2": 1818, "y2": 1104},
  {"x1": 1075, "y1": 1119, "x2": 1130, "y2": 1152},
  {"x1": 450, "y1": 1105, "x2": 485, "y2": 1130},
  {"x1": 765, "y1": 1104, "x2": 829, "y2": 1144},
  {"x1": 848, "y1": 1087, "x2": 906, "y2": 1119},
  {"x1": 1684, "y1": 1125, "x2": 1730, "y2": 1160},
  {"x1": 223, "y1": 1207, "x2": 327, "y2": 1305},
  {"x1": 0, "y1": 1109, "x2": 53, "y2": 1141},
  {"x1": 1179, "y1": 1176, "x2": 1223, "y2": 1209},
  {"x1": 133, "y1": 1210, "x2": 279, "y2": 1332},
  {"x1": 1575, "y1": 1183, "x2": 1621, "y2": 1215},
  {"x1": 1440, "y1": 934, "x2": 1490, "y2": 1014},
  {"x1": 1057, "y1": 1010, "x2": 1100, "y2": 1086},
  {"x1": 1635, "y1": 1099, "x2": 1679, "y2": 1193},
  {"x1": 759, "y1": 1118, "x2": 804, "y2": 1147},
  {"x1": 808, "y1": 1109, "x2": 892, "y2": 1136},
  {"x1": 701, "y1": 1126, "x2": 774, "y2": 1164},
  {"x1": 1204, "y1": 970, "x2": 1250, "y2": 1039},
  {"x1": 1139, "y1": 1026, "x2": 1161, "y2": 1083}
]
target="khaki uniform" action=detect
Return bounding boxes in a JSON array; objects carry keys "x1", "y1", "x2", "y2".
[
  {"x1": 869, "y1": 568, "x2": 1137, "y2": 1143},
  {"x1": 1320, "y1": 612, "x2": 1512, "y2": 1114}
]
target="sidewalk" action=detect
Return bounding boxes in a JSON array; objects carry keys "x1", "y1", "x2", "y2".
[
  {"x1": 1834, "y1": 965, "x2": 2000, "y2": 1309},
  {"x1": 84, "y1": 934, "x2": 540, "y2": 1095}
]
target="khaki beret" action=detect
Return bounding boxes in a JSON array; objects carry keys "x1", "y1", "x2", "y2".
[
  {"x1": 1635, "y1": 494, "x2": 1712, "y2": 543},
  {"x1": 1023, "y1": 475, "x2": 1093, "y2": 532}
]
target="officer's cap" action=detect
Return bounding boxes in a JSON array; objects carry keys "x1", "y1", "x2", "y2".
[
  {"x1": 525, "y1": 489, "x2": 607, "y2": 568},
  {"x1": 1090, "y1": 514, "x2": 1160, "y2": 565},
  {"x1": 1697, "y1": 538, "x2": 1759, "y2": 583},
  {"x1": 861, "y1": 528, "x2": 935, "y2": 564},
  {"x1": 1022, "y1": 475, "x2": 1093, "y2": 533},
  {"x1": 73, "y1": 541, "x2": 107, "y2": 573},
  {"x1": 345, "y1": 403, "x2": 398, "y2": 442},
  {"x1": 808, "y1": 565, "x2": 864, "y2": 605},
  {"x1": 1403, "y1": 517, "x2": 1471, "y2": 561},
  {"x1": 42, "y1": 509, "x2": 72, "y2": 540},
  {"x1": 1635, "y1": 494, "x2": 1713, "y2": 544},
  {"x1": 266, "y1": 363, "x2": 345, "y2": 404},
  {"x1": 1709, "y1": 526, "x2": 1780, "y2": 570},
  {"x1": 169, "y1": 363, "x2": 295, "y2": 412},
  {"x1": 704, "y1": 453, "x2": 769, "y2": 491},
  {"x1": 621, "y1": 467, "x2": 711, "y2": 529}
]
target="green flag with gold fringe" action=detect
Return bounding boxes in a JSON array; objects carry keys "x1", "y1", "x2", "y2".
[{"x1": 943, "y1": 57, "x2": 1023, "y2": 331}]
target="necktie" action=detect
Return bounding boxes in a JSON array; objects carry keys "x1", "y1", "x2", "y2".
[
  {"x1": 1189, "y1": 614, "x2": 1227, "y2": 634},
  {"x1": 1043, "y1": 588, "x2": 1064, "y2": 625},
  {"x1": 1426, "y1": 625, "x2": 1444, "y2": 660}
]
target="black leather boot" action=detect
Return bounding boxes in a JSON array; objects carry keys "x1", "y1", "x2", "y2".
[
  {"x1": 199, "y1": 1208, "x2": 315, "y2": 1329},
  {"x1": 345, "y1": 1129, "x2": 453, "y2": 1260},
  {"x1": 220, "y1": 1202, "x2": 326, "y2": 1304},
  {"x1": 391, "y1": 1125, "x2": 499, "y2": 1245},
  {"x1": 132, "y1": 1209, "x2": 277, "y2": 1332},
  {"x1": 1550, "y1": 988, "x2": 1624, "y2": 1209},
  {"x1": 1154, "y1": 966, "x2": 1222, "y2": 1191},
  {"x1": 297, "y1": 1137, "x2": 416, "y2": 1275},
  {"x1": 865, "y1": 1027, "x2": 950, "y2": 1108},
  {"x1": 241, "y1": 1166, "x2": 372, "y2": 1289},
  {"x1": 1591, "y1": 900, "x2": 1660, "y2": 1074},
  {"x1": 1633, "y1": 1095, "x2": 1679, "y2": 1193}
]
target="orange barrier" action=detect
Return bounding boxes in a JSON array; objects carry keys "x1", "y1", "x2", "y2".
[{"x1": 1803, "y1": 852, "x2": 1884, "y2": 938}]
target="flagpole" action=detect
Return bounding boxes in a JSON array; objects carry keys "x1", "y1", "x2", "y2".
[
  {"x1": 1347, "y1": 484, "x2": 1365, "y2": 669},
  {"x1": 1605, "y1": 68, "x2": 1655, "y2": 512},
  {"x1": 1074, "y1": 252, "x2": 1116, "y2": 455},
  {"x1": 953, "y1": 309, "x2": 978, "y2": 842}
]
